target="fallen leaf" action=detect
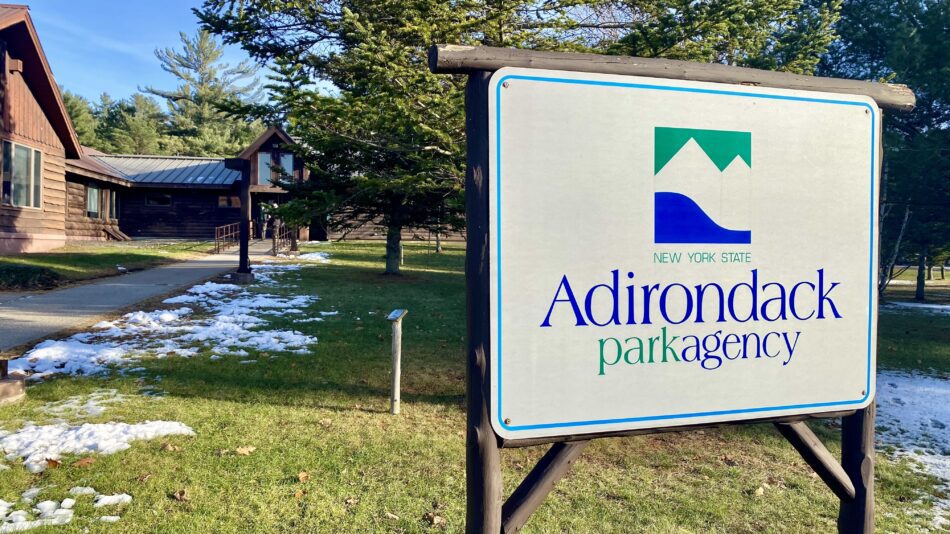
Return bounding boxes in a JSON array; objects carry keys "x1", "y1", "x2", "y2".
[
  {"x1": 319, "y1": 419, "x2": 332, "y2": 428},
  {"x1": 235, "y1": 446, "x2": 256, "y2": 456},
  {"x1": 172, "y1": 489, "x2": 189, "y2": 502},
  {"x1": 423, "y1": 511, "x2": 447, "y2": 528},
  {"x1": 754, "y1": 486, "x2": 765, "y2": 497},
  {"x1": 384, "y1": 511, "x2": 399, "y2": 520},
  {"x1": 297, "y1": 471, "x2": 311, "y2": 483},
  {"x1": 137, "y1": 473, "x2": 152, "y2": 483},
  {"x1": 294, "y1": 489, "x2": 307, "y2": 499},
  {"x1": 721, "y1": 455, "x2": 738, "y2": 467},
  {"x1": 161, "y1": 442, "x2": 181, "y2": 452},
  {"x1": 215, "y1": 449, "x2": 230, "y2": 457},
  {"x1": 45, "y1": 459, "x2": 61, "y2": 469},
  {"x1": 345, "y1": 497, "x2": 359, "y2": 507},
  {"x1": 72, "y1": 457, "x2": 97, "y2": 468}
]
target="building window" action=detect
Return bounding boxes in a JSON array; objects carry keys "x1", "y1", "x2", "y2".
[
  {"x1": 86, "y1": 185, "x2": 100, "y2": 218},
  {"x1": 218, "y1": 195, "x2": 240, "y2": 208},
  {"x1": 145, "y1": 193, "x2": 172, "y2": 207},
  {"x1": 257, "y1": 151, "x2": 294, "y2": 186},
  {"x1": 280, "y1": 153, "x2": 293, "y2": 178},
  {"x1": 257, "y1": 151, "x2": 271, "y2": 186},
  {"x1": 0, "y1": 140, "x2": 42, "y2": 208}
]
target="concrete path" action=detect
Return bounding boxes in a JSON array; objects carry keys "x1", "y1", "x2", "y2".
[{"x1": 0, "y1": 241, "x2": 273, "y2": 352}]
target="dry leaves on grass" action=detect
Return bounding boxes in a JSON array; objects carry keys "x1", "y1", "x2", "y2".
[
  {"x1": 235, "y1": 446, "x2": 256, "y2": 456},
  {"x1": 294, "y1": 489, "x2": 307, "y2": 499},
  {"x1": 297, "y1": 471, "x2": 311, "y2": 483},
  {"x1": 161, "y1": 442, "x2": 182, "y2": 452},
  {"x1": 44, "y1": 459, "x2": 61, "y2": 469},
  {"x1": 73, "y1": 457, "x2": 96, "y2": 468},
  {"x1": 384, "y1": 512, "x2": 399, "y2": 520},
  {"x1": 172, "y1": 489, "x2": 189, "y2": 502},
  {"x1": 344, "y1": 497, "x2": 359, "y2": 507},
  {"x1": 137, "y1": 473, "x2": 152, "y2": 483},
  {"x1": 215, "y1": 449, "x2": 230, "y2": 457},
  {"x1": 423, "y1": 511, "x2": 447, "y2": 528},
  {"x1": 319, "y1": 419, "x2": 333, "y2": 428}
]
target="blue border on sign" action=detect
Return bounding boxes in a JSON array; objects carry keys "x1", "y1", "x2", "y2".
[{"x1": 493, "y1": 73, "x2": 877, "y2": 433}]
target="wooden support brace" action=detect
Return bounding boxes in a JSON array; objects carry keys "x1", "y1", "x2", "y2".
[
  {"x1": 502, "y1": 441, "x2": 589, "y2": 533},
  {"x1": 775, "y1": 422, "x2": 855, "y2": 501},
  {"x1": 838, "y1": 402, "x2": 875, "y2": 534}
]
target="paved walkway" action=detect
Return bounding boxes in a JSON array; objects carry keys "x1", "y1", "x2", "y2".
[{"x1": 0, "y1": 241, "x2": 272, "y2": 352}]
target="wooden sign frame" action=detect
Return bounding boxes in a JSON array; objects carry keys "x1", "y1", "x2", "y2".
[{"x1": 429, "y1": 44, "x2": 915, "y2": 534}]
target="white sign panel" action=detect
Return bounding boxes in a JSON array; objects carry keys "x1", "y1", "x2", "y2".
[{"x1": 488, "y1": 67, "x2": 879, "y2": 441}]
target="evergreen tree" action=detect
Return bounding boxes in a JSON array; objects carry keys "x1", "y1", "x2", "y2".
[
  {"x1": 197, "y1": 0, "x2": 845, "y2": 274},
  {"x1": 144, "y1": 30, "x2": 263, "y2": 157},
  {"x1": 61, "y1": 89, "x2": 99, "y2": 148},
  {"x1": 607, "y1": 0, "x2": 841, "y2": 74},
  {"x1": 820, "y1": 0, "x2": 949, "y2": 300}
]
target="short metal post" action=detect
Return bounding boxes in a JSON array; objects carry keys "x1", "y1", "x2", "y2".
[{"x1": 388, "y1": 309, "x2": 408, "y2": 415}]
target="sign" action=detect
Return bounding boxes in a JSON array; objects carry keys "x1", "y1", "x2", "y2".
[{"x1": 488, "y1": 67, "x2": 879, "y2": 441}]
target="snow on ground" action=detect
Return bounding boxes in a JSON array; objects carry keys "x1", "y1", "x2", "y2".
[
  {"x1": 9, "y1": 264, "x2": 320, "y2": 380},
  {"x1": 0, "y1": 421, "x2": 195, "y2": 473},
  {"x1": 39, "y1": 389, "x2": 127, "y2": 420},
  {"x1": 1, "y1": 487, "x2": 129, "y2": 530},
  {"x1": 881, "y1": 301, "x2": 950, "y2": 315},
  {"x1": 877, "y1": 370, "x2": 950, "y2": 527}
]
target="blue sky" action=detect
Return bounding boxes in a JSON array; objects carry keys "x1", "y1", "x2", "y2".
[{"x1": 28, "y1": 0, "x2": 259, "y2": 102}]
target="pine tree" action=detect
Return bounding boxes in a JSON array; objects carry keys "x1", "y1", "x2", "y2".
[
  {"x1": 820, "y1": 0, "x2": 949, "y2": 300},
  {"x1": 144, "y1": 30, "x2": 263, "y2": 157},
  {"x1": 61, "y1": 89, "x2": 99, "y2": 148},
  {"x1": 197, "y1": 0, "x2": 845, "y2": 274}
]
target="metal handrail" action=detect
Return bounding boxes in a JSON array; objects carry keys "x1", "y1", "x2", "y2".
[
  {"x1": 272, "y1": 219, "x2": 293, "y2": 255},
  {"x1": 214, "y1": 222, "x2": 240, "y2": 254}
]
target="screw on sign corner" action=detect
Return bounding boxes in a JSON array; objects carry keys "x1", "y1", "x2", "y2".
[
  {"x1": 502, "y1": 81, "x2": 509, "y2": 88},
  {"x1": 504, "y1": 417, "x2": 511, "y2": 425}
]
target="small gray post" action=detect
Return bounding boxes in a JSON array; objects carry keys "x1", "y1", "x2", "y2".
[{"x1": 388, "y1": 309, "x2": 408, "y2": 414}]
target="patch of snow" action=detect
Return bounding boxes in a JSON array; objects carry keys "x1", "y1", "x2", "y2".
[
  {"x1": 238, "y1": 360, "x2": 257, "y2": 364},
  {"x1": 10, "y1": 264, "x2": 319, "y2": 380},
  {"x1": 68, "y1": 487, "x2": 95, "y2": 496},
  {"x1": 319, "y1": 311, "x2": 338, "y2": 316},
  {"x1": 18, "y1": 490, "x2": 40, "y2": 504},
  {"x1": 40, "y1": 389, "x2": 127, "y2": 419},
  {"x1": 295, "y1": 317, "x2": 323, "y2": 323},
  {"x1": 93, "y1": 494, "x2": 131, "y2": 507},
  {"x1": 297, "y1": 252, "x2": 330, "y2": 263},
  {"x1": 1, "y1": 421, "x2": 194, "y2": 473},
  {"x1": 880, "y1": 301, "x2": 950, "y2": 315},
  {"x1": 877, "y1": 370, "x2": 950, "y2": 526},
  {"x1": 58, "y1": 499, "x2": 74, "y2": 510},
  {"x1": 99, "y1": 516, "x2": 120, "y2": 522}
]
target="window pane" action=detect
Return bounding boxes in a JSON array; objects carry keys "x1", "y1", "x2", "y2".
[
  {"x1": 13, "y1": 144, "x2": 30, "y2": 207},
  {"x1": 145, "y1": 194, "x2": 171, "y2": 207},
  {"x1": 1, "y1": 141, "x2": 10, "y2": 205},
  {"x1": 257, "y1": 152, "x2": 271, "y2": 185},
  {"x1": 32, "y1": 150, "x2": 41, "y2": 208},
  {"x1": 86, "y1": 185, "x2": 99, "y2": 217},
  {"x1": 280, "y1": 153, "x2": 293, "y2": 178}
]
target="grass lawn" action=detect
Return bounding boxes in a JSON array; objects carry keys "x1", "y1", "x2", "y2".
[
  {"x1": 0, "y1": 242, "x2": 945, "y2": 532},
  {"x1": 0, "y1": 240, "x2": 214, "y2": 290}
]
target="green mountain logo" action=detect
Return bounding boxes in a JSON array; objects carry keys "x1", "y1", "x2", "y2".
[{"x1": 654, "y1": 127, "x2": 752, "y2": 174}]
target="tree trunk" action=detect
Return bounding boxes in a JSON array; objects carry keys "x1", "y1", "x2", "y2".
[
  {"x1": 926, "y1": 264, "x2": 933, "y2": 281},
  {"x1": 290, "y1": 227, "x2": 299, "y2": 252},
  {"x1": 941, "y1": 264, "x2": 945, "y2": 280},
  {"x1": 915, "y1": 245, "x2": 927, "y2": 301},
  {"x1": 385, "y1": 225, "x2": 402, "y2": 275},
  {"x1": 435, "y1": 231, "x2": 443, "y2": 253}
]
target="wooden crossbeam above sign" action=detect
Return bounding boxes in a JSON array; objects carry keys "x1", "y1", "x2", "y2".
[{"x1": 428, "y1": 44, "x2": 916, "y2": 112}]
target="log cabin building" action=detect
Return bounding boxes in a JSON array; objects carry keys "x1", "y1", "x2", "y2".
[
  {"x1": 0, "y1": 4, "x2": 457, "y2": 254},
  {"x1": 0, "y1": 4, "x2": 309, "y2": 253}
]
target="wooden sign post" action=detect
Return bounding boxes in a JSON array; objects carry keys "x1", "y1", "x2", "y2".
[
  {"x1": 224, "y1": 158, "x2": 254, "y2": 284},
  {"x1": 388, "y1": 308, "x2": 408, "y2": 415},
  {"x1": 430, "y1": 45, "x2": 915, "y2": 534}
]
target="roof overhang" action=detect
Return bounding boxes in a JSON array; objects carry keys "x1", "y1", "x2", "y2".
[
  {"x1": 236, "y1": 125, "x2": 295, "y2": 160},
  {"x1": 0, "y1": 5, "x2": 82, "y2": 158}
]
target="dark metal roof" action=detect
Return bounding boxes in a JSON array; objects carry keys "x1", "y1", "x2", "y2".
[{"x1": 90, "y1": 155, "x2": 239, "y2": 187}]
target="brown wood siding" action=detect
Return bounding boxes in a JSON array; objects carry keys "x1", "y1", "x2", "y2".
[
  {"x1": 64, "y1": 177, "x2": 120, "y2": 239},
  {"x1": 1, "y1": 47, "x2": 66, "y2": 156},
  {"x1": 119, "y1": 188, "x2": 240, "y2": 239},
  {"x1": 0, "y1": 151, "x2": 66, "y2": 235}
]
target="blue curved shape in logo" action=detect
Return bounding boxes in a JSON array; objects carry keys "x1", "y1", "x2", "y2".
[{"x1": 654, "y1": 192, "x2": 751, "y2": 244}]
